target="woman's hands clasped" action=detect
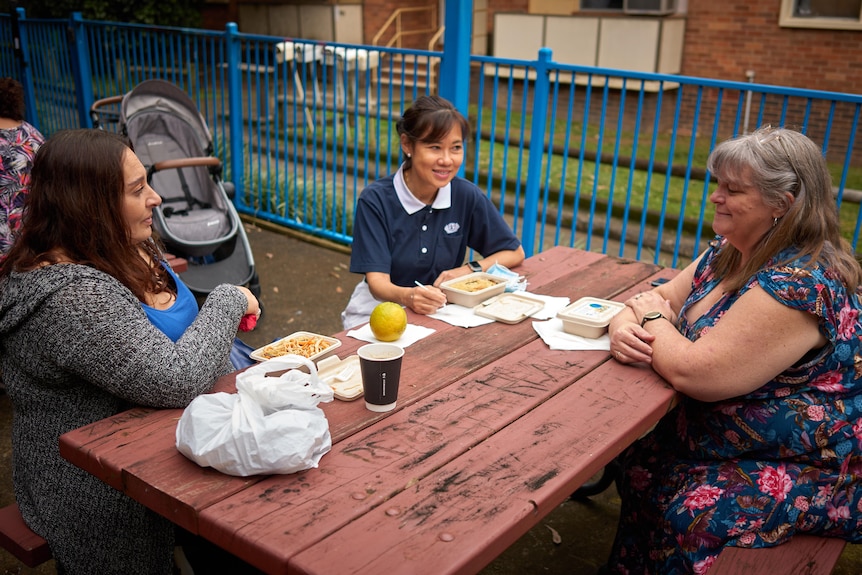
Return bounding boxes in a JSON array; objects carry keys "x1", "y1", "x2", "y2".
[{"x1": 610, "y1": 291, "x2": 676, "y2": 365}]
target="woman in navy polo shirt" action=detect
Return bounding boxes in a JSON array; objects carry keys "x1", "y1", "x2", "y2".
[{"x1": 342, "y1": 95, "x2": 524, "y2": 329}]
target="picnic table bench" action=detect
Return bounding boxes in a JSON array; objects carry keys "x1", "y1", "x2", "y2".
[{"x1": 711, "y1": 536, "x2": 848, "y2": 575}]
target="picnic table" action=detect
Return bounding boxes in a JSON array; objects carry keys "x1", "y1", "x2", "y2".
[{"x1": 59, "y1": 246, "x2": 678, "y2": 575}]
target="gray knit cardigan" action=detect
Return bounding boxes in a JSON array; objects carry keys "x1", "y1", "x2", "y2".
[{"x1": 0, "y1": 263, "x2": 247, "y2": 574}]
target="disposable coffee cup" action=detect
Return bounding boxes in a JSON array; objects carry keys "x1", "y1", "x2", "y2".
[{"x1": 357, "y1": 343, "x2": 404, "y2": 412}]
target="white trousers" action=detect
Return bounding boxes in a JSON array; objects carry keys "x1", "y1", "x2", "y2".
[{"x1": 340, "y1": 280, "x2": 383, "y2": 330}]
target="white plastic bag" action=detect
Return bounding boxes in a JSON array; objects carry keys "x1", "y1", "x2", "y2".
[{"x1": 176, "y1": 355, "x2": 334, "y2": 477}]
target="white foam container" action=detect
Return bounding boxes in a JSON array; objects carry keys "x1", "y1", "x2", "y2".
[{"x1": 557, "y1": 297, "x2": 626, "y2": 338}]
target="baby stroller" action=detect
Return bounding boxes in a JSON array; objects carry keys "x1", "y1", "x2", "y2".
[{"x1": 92, "y1": 79, "x2": 260, "y2": 300}]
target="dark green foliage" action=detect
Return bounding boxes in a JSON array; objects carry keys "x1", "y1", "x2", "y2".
[{"x1": 3, "y1": 0, "x2": 203, "y2": 28}]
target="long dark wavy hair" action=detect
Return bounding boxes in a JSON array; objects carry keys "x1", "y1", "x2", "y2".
[
  {"x1": 397, "y1": 95, "x2": 471, "y2": 170},
  {"x1": 0, "y1": 129, "x2": 167, "y2": 301}
]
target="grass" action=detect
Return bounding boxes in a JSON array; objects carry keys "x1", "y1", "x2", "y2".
[{"x1": 259, "y1": 104, "x2": 862, "y2": 249}]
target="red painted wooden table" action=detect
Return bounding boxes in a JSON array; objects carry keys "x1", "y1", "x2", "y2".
[{"x1": 59, "y1": 247, "x2": 678, "y2": 575}]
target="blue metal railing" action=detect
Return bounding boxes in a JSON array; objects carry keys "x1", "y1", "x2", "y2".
[{"x1": 5, "y1": 10, "x2": 862, "y2": 267}]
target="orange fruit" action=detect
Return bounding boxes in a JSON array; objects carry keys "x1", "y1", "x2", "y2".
[{"x1": 369, "y1": 302, "x2": 407, "y2": 342}]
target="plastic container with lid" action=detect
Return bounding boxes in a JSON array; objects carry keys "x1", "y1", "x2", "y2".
[
  {"x1": 440, "y1": 272, "x2": 507, "y2": 307},
  {"x1": 557, "y1": 297, "x2": 626, "y2": 338},
  {"x1": 473, "y1": 292, "x2": 545, "y2": 324}
]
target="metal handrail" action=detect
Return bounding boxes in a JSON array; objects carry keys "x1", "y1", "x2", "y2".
[
  {"x1": 428, "y1": 26, "x2": 444, "y2": 51},
  {"x1": 372, "y1": 5, "x2": 438, "y2": 48}
]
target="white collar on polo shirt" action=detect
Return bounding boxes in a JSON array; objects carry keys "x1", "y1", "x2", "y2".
[{"x1": 395, "y1": 164, "x2": 452, "y2": 215}]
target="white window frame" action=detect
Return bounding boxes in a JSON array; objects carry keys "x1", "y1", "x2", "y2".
[{"x1": 779, "y1": 0, "x2": 862, "y2": 30}]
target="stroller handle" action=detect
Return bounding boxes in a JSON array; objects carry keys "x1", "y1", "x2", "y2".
[
  {"x1": 90, "y1": 95, "x2": 124, "y2": 129},
  {"x1": 148, "y1": 156, "x2": 222, "y2": 178}
]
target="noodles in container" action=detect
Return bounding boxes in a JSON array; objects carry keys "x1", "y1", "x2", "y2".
[
  {"x1": 250, "y1": 331, "x2": 342, "y2": 362},
  {"x1": 440, "y1": 272, "x2": 507, "y2": 307}
]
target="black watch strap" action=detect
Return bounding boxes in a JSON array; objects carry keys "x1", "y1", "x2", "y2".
[
  {"x1": 468, "y1": 261, "x2": 482, "y2": 273},
  {"x1": 641, "y1": 311, "x2": 666, "y2": 327}
]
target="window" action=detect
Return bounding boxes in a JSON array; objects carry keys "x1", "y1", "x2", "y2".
[
  {"x1": 780, "y1": 0, "x2": 862, "y2": 30},
  {"x1": 581, "y1": 0, "x2": 623, "y2": 8}
]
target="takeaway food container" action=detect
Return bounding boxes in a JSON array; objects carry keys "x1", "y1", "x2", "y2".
[
  {"x1": 250, "y1": 331, "x2": 341, "y2": 362},
  {"x1": 557, "y1": 297, "x2": 626, "y2": 338},
  {"x1": 440, "y1": 272, "x2": 507, "y2": 307}
]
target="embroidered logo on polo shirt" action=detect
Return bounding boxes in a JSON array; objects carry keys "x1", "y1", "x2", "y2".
[{"x1": 444, "y1": 222, "x2": 460, "y2": 234}]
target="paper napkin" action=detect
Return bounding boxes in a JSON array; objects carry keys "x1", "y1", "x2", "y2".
[
  {"x1": 429, "y1": 304, "x2": 495, "y2": 328},
  {"x1": 346, "y1": 323, "x2": 436, "y2": 347},
  {"x1": 520, "y1": 293, "x2": 570, "y2": 320},
  {"x1": 532, "y1": 318, "x2": 611, "y2": 351}
]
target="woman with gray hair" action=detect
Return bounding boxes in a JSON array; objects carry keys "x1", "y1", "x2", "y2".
[{"x1": 603, "y1": 126, "x2": 862, "y2": 573}]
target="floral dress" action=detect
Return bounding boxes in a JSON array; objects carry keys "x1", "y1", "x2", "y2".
[
  {"x1": 606, "y1": 237, "x2": 862, "y2": 575},
  {"x1": 0, "y1": 121, "x2": 44, "y2": 258}
]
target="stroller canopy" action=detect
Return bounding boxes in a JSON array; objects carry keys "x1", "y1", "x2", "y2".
[
  {"x1": 122, "y1": 79, "x2": 213, "y2": 152},
  {"x1": 115, "y1": 79, "x2": 258, "y2": 299},
  {"x1": 122, "y1": 79, "x2": 237, "y2": 257}
]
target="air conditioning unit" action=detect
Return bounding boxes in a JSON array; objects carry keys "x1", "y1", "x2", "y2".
[{"x1": 623, "y1": 0, "x2": 677, "y2": 15}]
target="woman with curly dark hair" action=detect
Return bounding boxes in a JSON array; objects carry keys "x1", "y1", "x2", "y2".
[{"x1": 0, "y1": 77, "x2": 43, "y2": 260}]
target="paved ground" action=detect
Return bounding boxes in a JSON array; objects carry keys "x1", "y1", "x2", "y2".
[{"x1": 1, "y1": 219, "x2": 860, "y2": 574}]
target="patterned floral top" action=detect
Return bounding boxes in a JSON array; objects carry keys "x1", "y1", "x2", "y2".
[
  {"x1": 607, "y1": 236, "x2": 862, "y2": 575},
  {"x1": 0, "y1": 121, "x2": 44, "y2": 259}
]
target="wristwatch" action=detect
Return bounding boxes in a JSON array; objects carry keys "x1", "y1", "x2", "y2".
[
  {"x1": 641, "y1": 311, "x2": 667, "y2": 327},
  {"x1": 467, "y1": 261, "x2": 483, "y2": 273}
]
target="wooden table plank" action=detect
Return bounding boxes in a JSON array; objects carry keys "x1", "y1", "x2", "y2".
[
  {"x1": 118, "y1": 253, "x2": 661, "y2": 535},
  {"x1": 289, "y1": 354, "x2": 675, "y2": 575},
  {"x1": 58, "y1": 407, "x2": 173, "y2": 491},
  {"x1": 197, "y1": 340, "x2": 615, "y2": 573},
  {"x1": 710, "y1": 535, "x2": 846, "y2": 575}
]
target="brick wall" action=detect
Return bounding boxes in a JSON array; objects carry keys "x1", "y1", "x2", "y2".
[
  {"x1": 680, "y1": 0, "x2": 862, "y2": 162},
  {"x1": 364, "y1": 0, "x2": 532, "y2": 47},
  {"x1": 363, "y1": 0, "x2": 440, "y2": 48},
  {"x1": 682, "y1": 0, "x2": 862, "y2": 95}
]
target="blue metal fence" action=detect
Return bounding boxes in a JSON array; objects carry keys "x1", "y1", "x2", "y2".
[{"x1": 5, "y1": 9, "x2": 862, "y2": 267}]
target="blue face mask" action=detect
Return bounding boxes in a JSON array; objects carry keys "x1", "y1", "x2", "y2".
[{"x1": 485, "y1": 262, "x2": 526, "y2": 292}]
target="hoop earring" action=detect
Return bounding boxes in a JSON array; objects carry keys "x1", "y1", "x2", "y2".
[{"x1": 773, "y1": 217, "x2": 778, "y2": 227}]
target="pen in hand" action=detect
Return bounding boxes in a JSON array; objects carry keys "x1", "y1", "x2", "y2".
[{"x1": 414, "y1": 280, "x2": 446, "y2": 311}]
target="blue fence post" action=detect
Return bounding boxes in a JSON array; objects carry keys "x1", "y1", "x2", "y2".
[
  {"x1": 14, "y1": 7, "x2": 38, "y2": 128},
  {"x1": 68, "y1": 12, "x2": 94, "y2": 128},
  {"x1": 225, "y1": 22, "x2": 244, "y2": 199},
  {"x1": 521, "y1": 47, "x2": 552, "y2": 258},
  {"x1": 439, "y1": 1, "x2": 473, "y2": 169}
]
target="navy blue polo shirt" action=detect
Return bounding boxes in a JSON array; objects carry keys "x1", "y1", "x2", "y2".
[{"x1": 350, "y1": 166, "x2": 521, "y2": 287}]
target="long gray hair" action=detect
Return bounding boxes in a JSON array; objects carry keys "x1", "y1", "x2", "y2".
[{"x1": 707, "y1": 125, "x2": 861, "y2": 291}]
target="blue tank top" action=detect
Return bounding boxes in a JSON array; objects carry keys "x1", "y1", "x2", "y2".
[{"x1": 141, "y1": 263, "x2": 198, "y2": 342}]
